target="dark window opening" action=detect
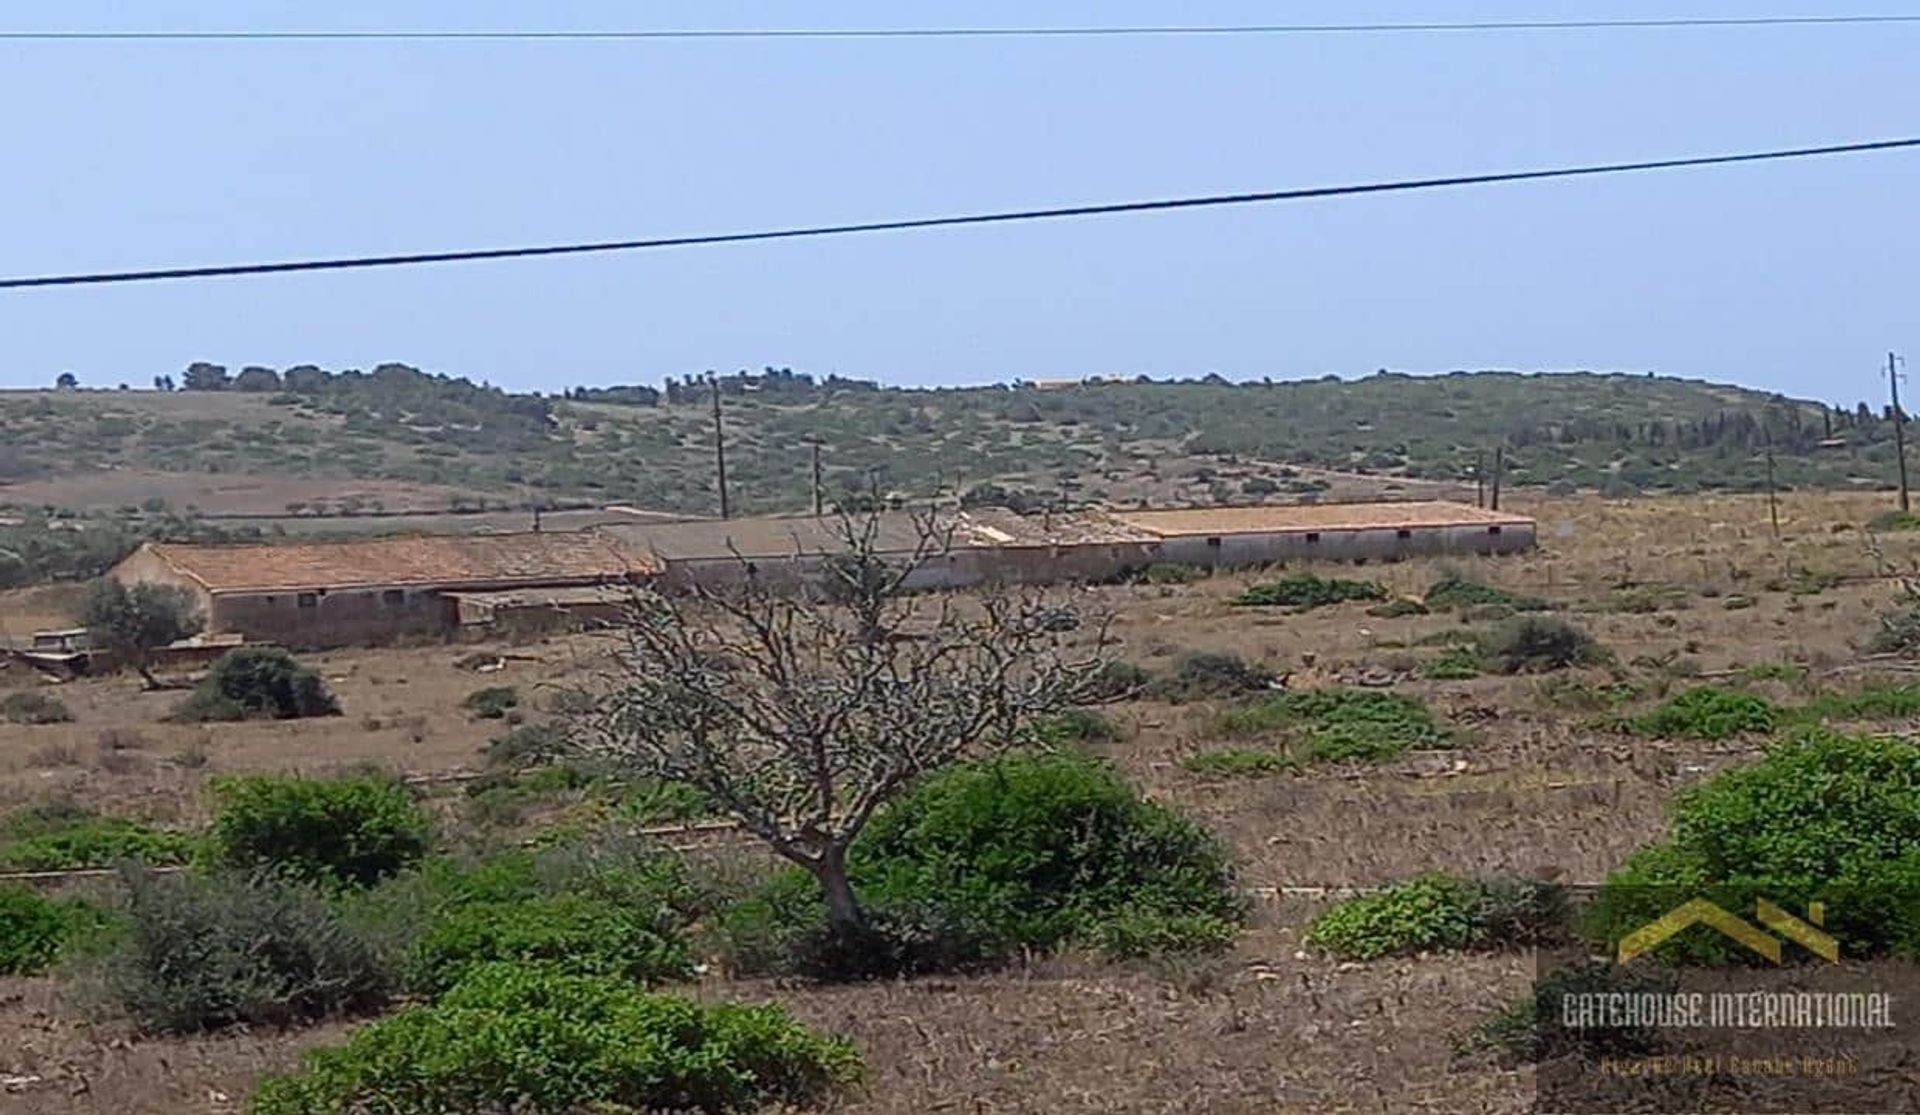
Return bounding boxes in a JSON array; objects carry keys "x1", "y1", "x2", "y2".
[
  {"x1": 1205, "y1": 536, "x2": 1222, "y2": 548},
  {"x1": 382, "y1": 589, "x2": 404, "y2": 607},
  {"x1": 1396, "y1": 528, "x2": 1412, "y2": 540},
  {"x1": 1488, "y1": 525, "x2": 1503, "y2": 536},
  {"x1": 296, "y1": 593, "x2": 318, "y2": 609},
  {"x1": 1305, "y1": 532, "x2": 1321, "y2": 543}
]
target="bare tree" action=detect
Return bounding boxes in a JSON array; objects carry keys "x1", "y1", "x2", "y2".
[{"x1": 571, "y1": 507, "x2": 1111, "y2": 934}]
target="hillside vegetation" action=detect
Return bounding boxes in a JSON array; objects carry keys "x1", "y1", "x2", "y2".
[{"x1": 0, "y1": 365, "x2": 1898, "y2": 525}]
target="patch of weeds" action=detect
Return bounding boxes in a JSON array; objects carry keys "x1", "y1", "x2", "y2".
[
  {"x1": 0, "y1": 806, "x2": 198, "y2": 872},
  {"x1": 1789, "y1": 569, "x2": 1844, "y2": 596},
  {"x1": 1478, "y1": 616, "x2": 1605, "y2": 674},
  {"x1": 1598, "y1": 585, "x2": 1690, "y2": 614},
  {"x1": 1424, "y1": 575, "x2": 1549, "y2": 613},
  {"x1": 1025, "y1": 708, "x2": 1121, "y2": 745},
  {"x1": 1420, "y1": 644, "x2": 1483, "y2": 680},
  {"x1": 1, "y1": 691, "x2": 73, "y2": 725},
  {"x1": 1461, "y1": 961, "x2": 1674, "y2": 1065},
  {"x1": 1146, "y1": 652, "x2": 1273, "y2": 702},
  {"x1": 1233, "y1": 573, "x2": 1384, "y2": 609},
  {"x1": 1306, "y1": 874, "x2": 1563, "y2": 961},
  {"x1": 1085, "y1": 660, "x2": 1152, "y2": 701},
  {"x1": 1180, "y1": 749, "x2": 1296, "y2": 778},
  {"x1": 1365, "y1": 597, "x2": 1429, "y2": 618},
  {"x1": 1721, "y1": 593, "x2": 1758, "y2": 611},
  {"x1": 1869, "y1": 509, "x2": 1920, "y2": 532},
  {"x1": 1797, "y1": 682, "x2": 1920, "y2": 723},
  {"x1": 461, "y1": 686, "x2": 520, "y2": 720},
  {"x1": 1535, "y1": 676, "x2": 1641, "y2": 712},
  {"x1": 1214, "y1": 687, "x2": 1449, "y2": 763},
  {"x1": 484, "y1": 721, "x2": 573, "y2": 768},
  {"x1": 1624, "y1": 686, "x2": 1778, "y2": 741},
  {"x1": 1141, "y1": 562, "x2": 1204, "y2": 585},
  {"x1": 1739, "y1": 661, "x2": 1806, "y2": 683}
]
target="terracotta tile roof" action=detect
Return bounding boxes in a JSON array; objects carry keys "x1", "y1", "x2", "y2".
[
  {"x1": 1110, "y1": 501, "x2": 1532, "y2": 536},
  {"x1": 138, "y1": 533, "x2": 657, "y2": 594}
]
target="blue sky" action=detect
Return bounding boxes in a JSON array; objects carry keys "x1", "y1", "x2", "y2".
[{"x1": 0, "y1": 1, "x2": 1914, "y2": 403}]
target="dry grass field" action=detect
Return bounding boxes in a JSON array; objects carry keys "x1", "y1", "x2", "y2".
[{"x1": 2, "y1": 490, "x2": 1918, "y2": 1114}]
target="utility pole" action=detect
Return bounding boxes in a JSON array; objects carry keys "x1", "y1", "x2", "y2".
[
  {"x1": 1475, "y1": 451, "x2": 1486, "y2": 508},
  {"x1": 1892, "y1": 352, "x2": 1910, "y2": 514},
  {"x1": 711, "y1": 373, "x2": 730, "y2": 520},
  {"x1": 810, "y1": 442, "x2": 824, "y2": 516},
  {"x1": 1764, "y1": 430, "x2": 1780, "y2": 539},
  {"x1": 1490, "y1": 447, "x2": 1504, "y2": 512}
]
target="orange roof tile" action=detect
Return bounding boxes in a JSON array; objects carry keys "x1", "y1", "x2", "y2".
[
  {"x1": 140, "y1": 533, "x2": 657, "y2": 594},
  {"x1": 1111, "y1": 501, "x2": 1532, "y2": 536}
]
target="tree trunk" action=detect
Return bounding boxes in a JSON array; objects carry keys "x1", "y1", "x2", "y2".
[{"x1": 817, "y1": 846, "x2": 866, "y2": 932}]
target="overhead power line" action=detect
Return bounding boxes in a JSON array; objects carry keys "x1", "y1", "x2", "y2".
[
  {"x1": 6, "y1": 15, "x2": 1920, "y2": 41},
  {"x1": 3, "y1": 136, "x2": 1914, "y2": 291}
]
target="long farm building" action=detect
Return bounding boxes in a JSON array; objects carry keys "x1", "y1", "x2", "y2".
[{"x1": 112, "y1": 500, "x2": 1534, "y2": 647}]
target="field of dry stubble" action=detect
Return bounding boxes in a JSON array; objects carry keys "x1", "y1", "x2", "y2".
[{"x1": 2, "y1": 489, "x2": 1918, "y2": 1114}]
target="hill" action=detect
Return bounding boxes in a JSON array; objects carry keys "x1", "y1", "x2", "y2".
[{"x1": 0, "y1": 366, "x2": 1895, "y2": 523}]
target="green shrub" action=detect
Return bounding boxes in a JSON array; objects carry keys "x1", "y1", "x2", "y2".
[
  {"x1": 1739, "y1": 661, "x2": 1807, "y2": 682},
  {"x1": 1478, "y1": 616, "x2": 1604, "y2": 674},
  {"x1": 404, "y1": 894, "x2": 692, "y2": 996},
  {"x1": 172, "y1": 647, "x2": 340, "y2": 721},
  {"x1": 1590, "y1": 731, "x2": 1920, "y2": 960},
  {"x1": 0, "y1": 884, "x2": 104, "y2": 974},
  {"x1": 1146, "y1": 651, "x2": 1272, "y2": 702},
  {"x1": 1085, "y1": 659, "x2": 1152, "y2": 700},
  {"x1": 1306, "y1": 874, "x2": 1562, "y2": 961},
  {"x1": 1424, "y1": 575, "x2": 1548, "y2": 613},
  {"x1": 90, "y1": 868, "x2": 393, "y2": 1034},
  {"x1": 1625, "y1": 686, "x2": 1778, "y2": 740},
  {"x1": 1870, "y1": 509, "x2": 1920, "y2": 532},
  {"x1": 0, "y1": 809, "x2": 197, "y2": 871},
  {"x1": 484, "y1": 720, "x2": 572, "y2": 768},
  {"x1": 1420, "y1": 644, "x2": 1482, "y2": 680},
  {"x1": 205, "y1": 773, "x2": 432, "y2": 888},
  {"x1": 250, "y1": 965, "x2": 861, "y2": 1115},
  {"x1": 1142, "y1": 562, "x2": 1204, "y2": 585},
  {"x1": 461, "y1": 685, "x2": 519, "y2": 720},
  {"x1": 1, "y1": 691, "x2": 73, "y2": 725},
  {"x1": 1799, "y1": 682, "x2": 1920, "y2": 722},
  {"x1": 1214, "y1": 687, "x2": 1449, "y2": 763},
  {"x1": 1025, "y1": 707, "x2": 1121, "y2": 745},
  {"x1": 1180, "y1": 748, "x2": 1295, "y2": 777},
  {"x1": 1233, "y1": 573, "x2": 1385, "y2": 608},
  {"x1": 824, "y1": 753, "x2": 1244, "y2": 971}
]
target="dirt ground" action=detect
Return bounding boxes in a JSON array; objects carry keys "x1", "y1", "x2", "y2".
[{"x1": 1, "y1": 490, "x2": 1918, "y2": 1113}]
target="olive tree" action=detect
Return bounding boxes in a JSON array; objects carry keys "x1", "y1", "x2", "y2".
[
  {"x1": 571, "y1": 508, "x2": 1111, "y2": 935},
  {"x1": 81, "y1": 579, "x2": 203, "y2": 687}
]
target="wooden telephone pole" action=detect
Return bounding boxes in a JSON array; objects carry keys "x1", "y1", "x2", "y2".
[
  {"x1": 1489, "y1": 447, "x2": 1504, "y2": 512},
  {"x1": 810, "y1": 442, "x2": 824, "y2": 516},
  {"x1": 711, "y1": 374, "x2": 731, "y2": 520},
  {"x1": 1892, "y1": 352, "x2": 1910, "y2": 514}
]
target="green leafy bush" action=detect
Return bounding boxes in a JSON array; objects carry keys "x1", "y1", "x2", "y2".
[
  {"x1": 171, "y1": 647, "x2": 340, "y2": 722},
  {"x1": 0, "y1": 807, "x2": 197, "y2": 871},
  {"x1": 1424, "y1": 574, "x2": 1548, "y2": 613},
  {"x1": 1366, "y1": 597, "x2": 1429, "y2": 618},
  {"x1": 845, "y1": 753, "x2": 1246, "y2": 965},
  {"x1": 205, "y1": 773, "x2": 432, "y2": 888},
  {"x1": 1420, "y1": 644, "x2": 1483, "y2": 680},
  {"x1": 0, "y1": 885, "x2": 105, "y2": 974},
  {"x1": 250, "y1": 965, "x2": 861, "y2": 1115},
  {"x1": 90, "y1": 868, "x2": 393, "y2": 1034},
  {"x1": 1306, "y1": 874, "x2": 1562, "y2": 960},
  {"x1": 1213, "y1": 687, "x2": 1449, "y2": 763},
  {"x1": 1590, "y1": 731, "x2": 1920, "y2": 960},
  {"x1": 1, "y1": 691, "x2": 73, "y2": 725},
  {"x1": 1025, "y1": 707, "x2": 1120, "y2": 745},
  {"x1": 1233, "y1": 573, "x2": 1385, "y2": 608},
  {"x1": 1146, "y1": 651, "x2": 1272, "y2": 702},
  {"x1": 1478, "y1": 616, "x2": 1604, "y2": 674},
  {"x1": 404, "y1": 894, "x2": 692, "y2": 996},
  {"x1": 461, "y1": 685, "x2": 519, "y2": 720},
  {"x1": 1180, "y1": 748, "x2": 1295, "y2": 777},
  {"x1": 1625, "y1": 686, "x2": 1778, "y2": 740}
]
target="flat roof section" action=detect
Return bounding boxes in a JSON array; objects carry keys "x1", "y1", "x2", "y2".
[{"x1": 1112, "y1": 501, "x2": 1533, "y2": 537}]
